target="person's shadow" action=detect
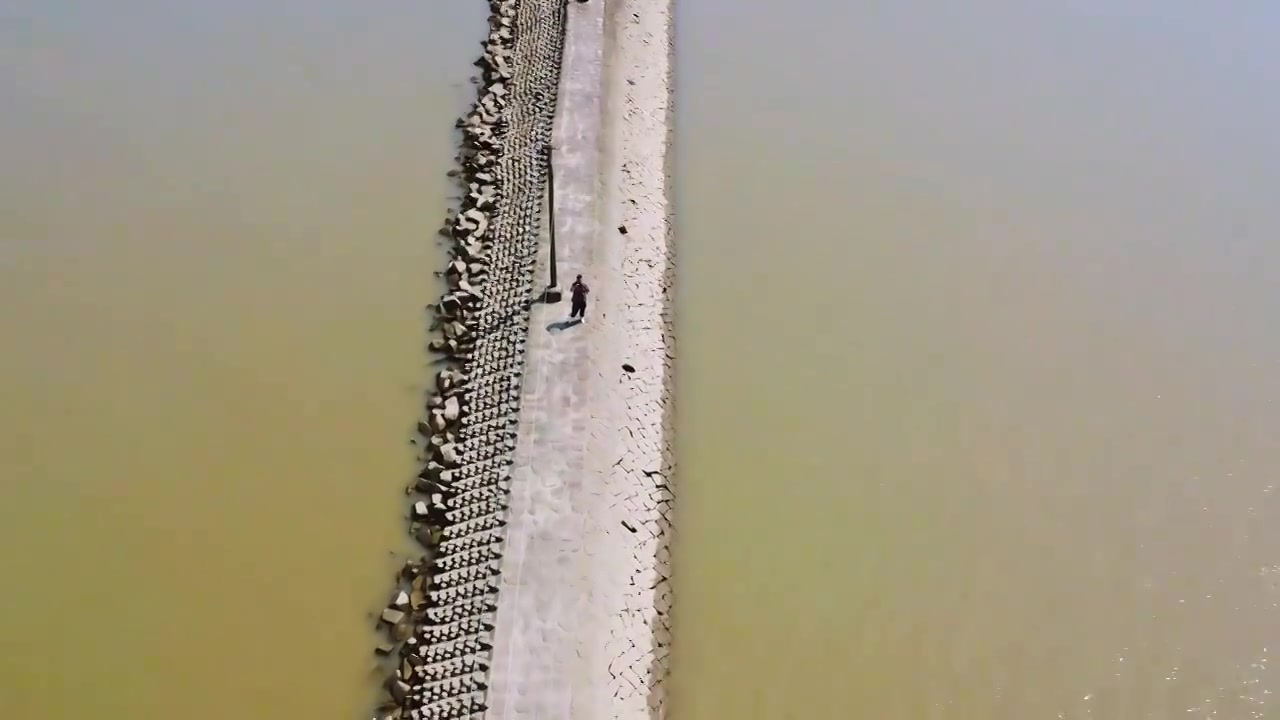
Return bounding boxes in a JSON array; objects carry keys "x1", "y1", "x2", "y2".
[{"x1": 547, "y1": 319, "x2": 582, "y2": 333}]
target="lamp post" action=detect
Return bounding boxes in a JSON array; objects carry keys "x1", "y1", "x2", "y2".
[{"x1": 543, "y1": 142, "x2": 563, "y2": 302}]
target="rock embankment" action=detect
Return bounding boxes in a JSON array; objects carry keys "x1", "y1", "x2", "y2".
[{"x1": 372, "y1": 0, "x2": 566, "y2": 718}]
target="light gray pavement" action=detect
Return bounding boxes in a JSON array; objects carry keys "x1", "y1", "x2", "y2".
[
  {"x1": 484, "y1": 0, "x2": 675, "y2": 717},
  {"x1": 484, "y1": 0, "x2": 611, "y2": 717}
]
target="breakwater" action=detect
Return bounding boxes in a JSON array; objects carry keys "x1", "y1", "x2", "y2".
[
  {"x1": 482, "y1": 0, "x2": 677, "y2": 715},
  {"x1": 371, "y1": 0, "x2": 566, "y2": 717},
  {"x1": 370, "y1": 0, "x2": 677, "y2": 716}
]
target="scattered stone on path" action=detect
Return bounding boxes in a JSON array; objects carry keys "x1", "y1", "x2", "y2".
[
  {"x1": 622, "y1": 363, "x2": 636, "y2": 373},
  {"x1": 618, "y1": 224, "x2": 628, "y2": 234},
  {"x1": 374, "y1": 641, "x2": 396, "y2": 656},
  {"x1": 380, "y1": 608, "x2": 406, "y2": 625},
  {"x1": 390, "y1": 591, "x2": 410, "y2": 609},
  {"x1": 621, "y1": 520, "x2": 638, "y2": 533}
]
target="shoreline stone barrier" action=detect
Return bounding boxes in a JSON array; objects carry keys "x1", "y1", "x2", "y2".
[{"x1": 373, "y1": 0, "x2": 567, "y2": 718}]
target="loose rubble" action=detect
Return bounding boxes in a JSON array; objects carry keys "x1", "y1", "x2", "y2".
[{"x1": 371, "y1": 0, "x2": 566, "y2": 719}]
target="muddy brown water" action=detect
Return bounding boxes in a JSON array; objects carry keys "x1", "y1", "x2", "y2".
[
  {"x1": 0, "y1": 3, "x2": 483, "y2": 718},
  {"x1": 673, "y1": 2, "x2": 1280, "y2": 718}
]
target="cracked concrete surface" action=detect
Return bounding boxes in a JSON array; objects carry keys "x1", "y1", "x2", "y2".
[{"x1": 484, "y1": 0, "x2": 675, "y2": 717}]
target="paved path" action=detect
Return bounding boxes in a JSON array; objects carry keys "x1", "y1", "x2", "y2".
[{"x1": 484, "y1": 0, "x2": 675, "y2": 717}]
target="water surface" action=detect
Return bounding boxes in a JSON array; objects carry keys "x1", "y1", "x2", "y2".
[
  {"x1": 0, "y1": 3, "x2": 481, "y2": 717},
  {"x1": 674, "y1": 3, "x2": 1280, "y2": 717}
]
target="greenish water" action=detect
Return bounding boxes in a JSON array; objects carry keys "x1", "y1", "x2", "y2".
[
  {"x1": 674, "y1": 2, "x2": 1280, "y2": 718},
  {"x1": 0, "y1": 3, "x2": 481, "y2": 718}
]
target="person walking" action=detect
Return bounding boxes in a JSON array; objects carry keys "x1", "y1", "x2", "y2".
[{"x1": 569, "y1": 274, "x2": 590, "y2": 320}]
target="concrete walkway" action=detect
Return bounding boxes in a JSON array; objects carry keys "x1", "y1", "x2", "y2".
[
  {"x1": 484, "y1": 0, "x2": 612, "y2": 717},
  {"x1": 484, "y1": 0, "x2": 676, "y2": 717}
]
